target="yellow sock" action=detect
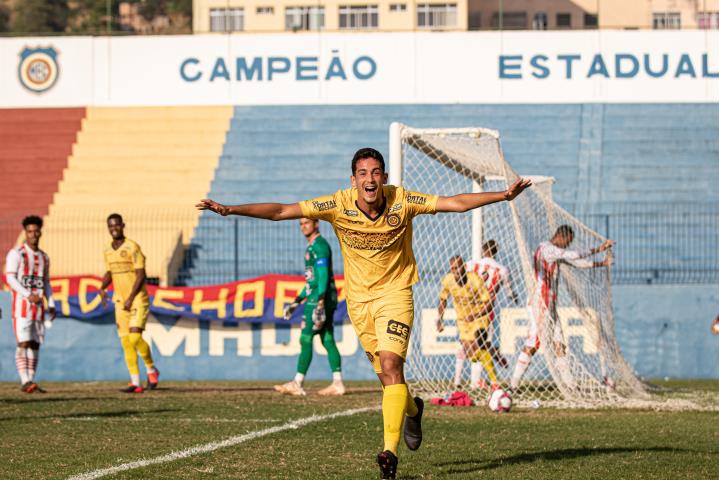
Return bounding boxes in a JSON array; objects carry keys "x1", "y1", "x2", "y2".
[
  {"x1": 475, "y1": 349, "x2": 497, "y2": 384},
  {"x1": 382, "y1": 384, "x2": 409, "y2": 455},
  {"x1": 120, "y1": 336, "x2": 139, "y2": 376},
  {"x1": 128, "y1": 332, "x2": 154, "y2": 370}
]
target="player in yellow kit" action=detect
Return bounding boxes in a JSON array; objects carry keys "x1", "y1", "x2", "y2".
[
  {"x1": 197, "y1": 148, "x2": 530, "y2": 479},
  {"x1": 436, "y1": 256, "x2": 499, "y2": 392},
  {"x1": 99, "y1": 213, "x2": 159, "y2": 393}
]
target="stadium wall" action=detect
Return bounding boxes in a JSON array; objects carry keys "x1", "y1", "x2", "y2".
[
  {"x1": 3, "y1": 31, "x2": 719, "y2": 106},
  {"x1": 1, "y1": 289, "x2": 718, "y2": 381}
]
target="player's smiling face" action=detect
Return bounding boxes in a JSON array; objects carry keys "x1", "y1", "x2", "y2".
[
  {"x1": 351, "y1": 157, "x2": 387, "y2": 207},
  {"x1": 107, "y1": 218, "x2": 125, "y2": 241}
]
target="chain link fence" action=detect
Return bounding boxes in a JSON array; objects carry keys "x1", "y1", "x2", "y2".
[{"x1": 1, "y1": 204, "x2": 717, "y2": 286}]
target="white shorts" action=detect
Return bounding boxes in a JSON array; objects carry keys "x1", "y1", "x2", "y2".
[
  {"x1": 13, "y1": 317, "x2": 45, "y2": 344},
  {"x1": 524, "y1": 304, "x2": 563, "y2": 350}
]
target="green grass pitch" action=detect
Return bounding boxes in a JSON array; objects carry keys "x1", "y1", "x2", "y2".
[{"x1": 1, "y1": 380, "x2": 717, "y2": 479}]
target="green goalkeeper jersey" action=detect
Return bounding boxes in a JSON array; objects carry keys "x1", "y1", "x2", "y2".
[{"x1": 300, "y1": 235, "x2": 338, "y2": 309}]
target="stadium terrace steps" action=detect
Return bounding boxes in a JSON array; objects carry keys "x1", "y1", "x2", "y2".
[
  {"x1": 43, "y1": 106, "x2": 233, "y2": 285},
  {"x1": 0, "y1": 107, "x2": 85, "y2": 259},
  {"x1": 180, "y1": 104, "x2": 583, "y2": 285}
]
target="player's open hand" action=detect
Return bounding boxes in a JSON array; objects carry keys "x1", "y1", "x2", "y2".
[
  {"x1": 196, "y1": 199, "x2": 229, "y2": 216},
  {"x1": 123, "y1": 298, "x2": 133, "y2": 312},
  {"x1": 604, "y1": 249, "x2": 614, "y2": 267},
  {"x1": 600, "y1": 240, "x2": 615, "y2": 251},
  {"x1": 436, "y1": 318, "x2": 444, "y2": 333},
  {"x1": 48, "y1": 306, "x2": 56, "y2": 321},
  {"x1": 504, "y1": 178, "x2": 532, "y2": 201},
  {"x1": 711, "y1": 315, "x2": 719, "y2": 336}
]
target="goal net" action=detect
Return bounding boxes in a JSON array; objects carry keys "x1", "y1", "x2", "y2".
[{"x1": 392, "y1": 124, "x2": 649, "y2": 407}]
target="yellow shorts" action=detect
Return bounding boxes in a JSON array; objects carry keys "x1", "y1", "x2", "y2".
[
  {"x1": 458, "y1": 316, "x2": 490, "y2": 343},
  {"x1": 346, "y1": 287, "x2": 414, "y2": 374},
  {"x1": 114, "y1": 300, "x2": 149, "y2": 337}
]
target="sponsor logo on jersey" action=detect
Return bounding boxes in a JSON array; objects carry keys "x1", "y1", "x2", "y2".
[
  {"x1": 313, "y1": 200, "x2": 337, "y2": 212},
  {"x1": 389, "y1": 203, "x2": 402, "y2": 213},
  {"x1": 386, "y1": 319, "x2": 409, "y2": 340},
  {"x1": 365, "y1": 351, "x2": 375, "y2": 363},
  {"x1": 386, "y1": 213, "x2": 401, "y2": 227},
  {"x1": 406, "y1": 194, "x2": 426, "y2": 205},
  {"x1": 335, "y1": 225, "x2": 404, "y2": 250},
  {"x1": 20, "y1": 275, "x2": 44, "y2": 289},
  {"x1": 18, "y1": 46, "x2": 60, "y2": 94},
  {"x1": 120, "y1": 250, "x2": 128, "y2": 258},
  {"x1": 343, "y1": 209, "x2": 358, "y2": 217}
]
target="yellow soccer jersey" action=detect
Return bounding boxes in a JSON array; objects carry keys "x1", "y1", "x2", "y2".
[
  {"x1": 299, "y1": 186, "x2": 438, "y2": 303},
  {"x1": 103, "y1": 238, "x2": 149, "y2": 305},
  {"x1": 439, "y1": 271, "x2": 491, "y2": 328}
]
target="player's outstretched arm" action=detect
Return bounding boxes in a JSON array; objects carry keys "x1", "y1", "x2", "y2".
[
  {"x1": 196, "y1": 199, "x2": 302, "y2": 221},
  {"x1": 435, "y1": 178, "x2": 532, "y2": 213}
]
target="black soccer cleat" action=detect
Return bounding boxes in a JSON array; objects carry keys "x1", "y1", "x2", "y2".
[
  {"x1": 403, "y1": 396, "x2": 424, "y2": 451},
  {"x1": 376, "y1": 450, "x2": 398, "y2": 480}
]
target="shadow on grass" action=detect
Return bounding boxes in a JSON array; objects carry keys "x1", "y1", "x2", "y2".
[
  {"x1": 435, "y1": 447, "x2": 705, "y2": 475},
  {"x1": 0, "y1": 396, "x2": 106, "y2": 405},
  {"x1": 0, "y1": 407, "x2": 181, "y2": 422}
]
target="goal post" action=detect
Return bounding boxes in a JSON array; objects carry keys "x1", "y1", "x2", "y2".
[{"x1": 389, "y1": 122, "x2": 649, "y2": 406}]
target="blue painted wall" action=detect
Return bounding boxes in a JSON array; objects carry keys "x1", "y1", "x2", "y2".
[{"x1": 2, "y1": 287, "x2": 718, "y2": 382}]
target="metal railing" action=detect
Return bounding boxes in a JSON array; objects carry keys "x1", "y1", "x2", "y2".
[{"x1": 1, "y1": 205, "x2": 718, "y2": 286}]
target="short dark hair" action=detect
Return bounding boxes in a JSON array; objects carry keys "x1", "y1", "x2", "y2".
[
  {"x1": 22, "y1": 215, "x2": 43, "y2": 229},
  {"x1": 351, "y1": 147, "x2": 385, "y2": 175},
  {"x1": 482, "y1": 239, "x2": 498, "y2": 257},
  {"x1": 107, "y1": 213, "x2": 123, "y2": 224},
  {"x1": 555, "y1": 225, "x2": 574, "y2": 238}
]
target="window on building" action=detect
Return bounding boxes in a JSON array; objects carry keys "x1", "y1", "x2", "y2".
[
  {"x1": 209, "y1": 8, "x2": 244, "y2": 32},
  {"x1": 339, "y1": 5, "x2": 379, "y2": 29},
  {"x1": 556, "y1": 13, "x2": 571, "y2": 28},
  {"x1": 491, "y1": 11, "x2": 526, "y2": 29},
  {"x1": 697, "y1": 12, "x2": 719, "y2": 29},
  {"x1": 285, "y1": 6, "x2": 325, "y2": 31},
  {"x1": 584, "y1": 13, "x2": 598, "y2": 28},
  {"x1": 256, "y1": 6, "x2": 274, "y2": 15},
  {"x1": 417, "y1": 4, "x2": 457, "y2": 28},
  {"x1": 653, "y1": 12, "x2": 681, "y2": 29},
  {"x1": 468, "y1": 11, "x2": 481, "y2": 30},
  {"x1": 532, "y1": 12, "x2": 547, "y2": 30},
  {"x1": 389, "y1": 4, "x2": 407, "y2": 12}
]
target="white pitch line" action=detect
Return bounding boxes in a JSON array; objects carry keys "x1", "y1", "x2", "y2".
[{"x1": 67, "y1": 406, "x2": 378, "y2": 480}]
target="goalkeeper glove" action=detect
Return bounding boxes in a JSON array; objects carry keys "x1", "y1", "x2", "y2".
[
  {"x1": 312, "y1": 304, "x2": 326, "y2": 332},
  {"x1": 283, "y1": 301, "x2": 300, "y2": 320}
]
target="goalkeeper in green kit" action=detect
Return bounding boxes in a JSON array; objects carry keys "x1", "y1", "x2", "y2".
[{"x1": 274, "y1": 217, "x2": 345, "y2": 396}]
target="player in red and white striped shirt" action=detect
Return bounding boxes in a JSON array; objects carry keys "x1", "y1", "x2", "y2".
[
  {"x1": 464, "y1": 240, "x2": 516, "y2": 388},
  {"x1": 510, "y1": 225, "x2": 612, "y2": 391},
  {"x1": 4, "y1": 216, "x2": 55, "y2": 393}
]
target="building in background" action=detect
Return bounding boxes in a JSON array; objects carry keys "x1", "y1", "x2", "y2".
[{"x1": 193, "y1": 0, "x2": 719, "y2": 33}]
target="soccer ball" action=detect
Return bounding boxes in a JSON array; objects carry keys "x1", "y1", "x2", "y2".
[{"x1": 488, "y1": 388, "x2": 512, "y2": 413}]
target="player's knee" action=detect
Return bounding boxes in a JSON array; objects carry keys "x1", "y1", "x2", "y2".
[
  {"x1": 379, "y1": 352, "x2": 404, "y2": 384},
  {"x1": 299, "y1": 333, "x2": 313, "y2": 349},
  {"x1": 128, "y1": 332, "x2": 142, "y2": 348},
  {"x1": 321, "y1": 334, "x2": 335, "y2": 350},
  {"x1": 554, "y1": 342, "x2": 566, "y2": 356},
  {"x1": 523, "y1": 346, "x2": 536, "y2": 356}
]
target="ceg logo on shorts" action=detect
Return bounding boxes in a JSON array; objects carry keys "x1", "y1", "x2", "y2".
[
  {"x1": 18, "y1": 46, "x2": 60, "y2": 94},
  {"x1": 387, "y1": 320, "x2": 409, "y2": 341}
]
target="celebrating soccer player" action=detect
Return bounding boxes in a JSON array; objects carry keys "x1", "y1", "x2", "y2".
[
  {"x1": 99, "y1": 213, "x2": 159, "y2": 393},
  {"x1": 197, "y1": 147, "x2": 531, "y2": 479},
  {"x1": 274, "y1": 217, "x2": 345, "y2": 396},
  {"x1": 510, "y1": 225, "x2": 613, "y2": 392},
  {"x1": 4, "y1": 215, "x2": 56, "y2": 393},
  {"x1": 436, "y1": 255, "x2": 499, "y2": 392}
]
